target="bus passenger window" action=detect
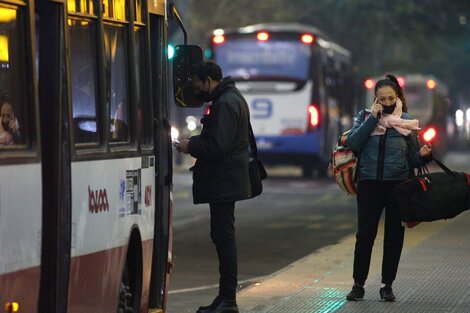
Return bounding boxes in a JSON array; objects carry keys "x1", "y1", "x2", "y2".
[
  {"x1": 67, "y1": 0, "x2": 95, "y2": 15},
  {"x1": 69, "y1": 19, "x2": 99, "y2": 144},
  {"x1": 135, "y1": 27, "x2": 152, "y2": 147},
  {"x1": 104, "y1": 25, "x2": 129, "y2": 142},
  {"x1": 0, "y1": 7, "x2": 29, "y2": 148}
]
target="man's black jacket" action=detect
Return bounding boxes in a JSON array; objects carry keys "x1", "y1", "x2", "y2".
[{"x1": 188, "y1": 77, "x2": 251, "y2": 204}]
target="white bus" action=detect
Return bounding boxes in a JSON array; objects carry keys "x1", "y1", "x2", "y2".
[
  {"x1": 0, "y1": 1, "x2": 200, "y2": 312},
  {"x1": 364, "y1": 73, "x2": 449, "y2": 157},
  {"x1": 207, "y1": 23, "x2": 358, "y2": 177}
]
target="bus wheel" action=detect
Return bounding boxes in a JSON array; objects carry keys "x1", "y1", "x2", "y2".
[
  {"x1": 118, "y1": 279, "x2": 133, "y2": 313},
  {"x1": 118, "y1": 235, "x2": 143, "y2": 313}
]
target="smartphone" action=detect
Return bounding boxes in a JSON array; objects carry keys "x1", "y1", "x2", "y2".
[
  {"x1": 172, "y1": 138, "x2": 180, "y2": 147},
  {"x1": 377, "y1": 111, "x2": 382, "y2": 120}
]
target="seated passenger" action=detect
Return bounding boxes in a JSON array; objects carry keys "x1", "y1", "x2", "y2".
[{"x1": 0, "y1": 97, "x2": 21, "y2": 145}]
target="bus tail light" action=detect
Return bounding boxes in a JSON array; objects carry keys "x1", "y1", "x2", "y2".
[
  {"x1": 422, "y1": 126, "x2": 437, "y2": 143},
  {"x1": 364, "y1": 79, "x2": 374, "y2": 89},
  {"x1": 257, "y1": 32, "x2": 269, "y2": 41},
  {"x1": 301, "y1": 34, "x2": 315, "y2": 44},
  {"x1": 212, "y1": 35, "x2": 225, "y2": 44},
  {"x1": 307, "y1": 104, "x2": 320, "y2": 131},
  {"x1": 397, "y1": 76, "x2": 405, "y2": 88},
  {"x1": 427, "y1": 79, "x2": 436, "y2": 89}
]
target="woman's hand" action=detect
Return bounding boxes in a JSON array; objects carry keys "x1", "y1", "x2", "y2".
[
  {"x1": 419, "y1": 143, "x2": 432, "y2": 157},
  {"x1": 371, "y1": 98, "x2": 383, "y2": 119}
]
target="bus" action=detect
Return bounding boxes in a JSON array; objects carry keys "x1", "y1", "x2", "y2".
[
  {"x1": 364, "y1": 73, "x2": 450, "y2": 157},
  {"x1": 206, "y1": 23, "x2": 358, "y2": 177},
  {"x1": 0, "y1": 1, "x2": 200, "y2": 313}
]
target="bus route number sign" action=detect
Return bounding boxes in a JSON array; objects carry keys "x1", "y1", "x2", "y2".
[{"x1": 251, "y1": 98, "x2": 273, "y2": 119}]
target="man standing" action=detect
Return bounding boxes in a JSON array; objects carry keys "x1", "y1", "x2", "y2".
[{"x1": 178, "y1": 60, "x2": 251, "y2": 313}]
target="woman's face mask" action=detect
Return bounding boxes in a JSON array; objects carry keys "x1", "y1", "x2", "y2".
[{"x1": 382, "y1": 103, "x2": 396, "y2": 114}]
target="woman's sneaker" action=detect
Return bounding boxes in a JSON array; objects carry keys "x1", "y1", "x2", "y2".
[
  {"x1": 346, "y1": 284, "x2": 365, "y2": 301},
  {"x1": 379, "y1": 285, "x2": 396, "y2": 301}
]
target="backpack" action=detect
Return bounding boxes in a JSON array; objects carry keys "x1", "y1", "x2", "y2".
[{"x1": 329, "y1": 110, "x2": 370, "y2": 195}]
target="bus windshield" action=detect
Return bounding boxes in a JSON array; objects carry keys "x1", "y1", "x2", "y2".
[
  {"x1": 406, "y1": 85, "x2": 430, "y2": 109},
  {"x1": 213, "y1": 38, "x2": 311, "y2": 81}
]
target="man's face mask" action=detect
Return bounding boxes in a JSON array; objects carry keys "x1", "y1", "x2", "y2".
[
  {"x1": 195, "y1": 79, "x2": 212, "y2": 102},
  {"x1": 382, "y1": 103, "x2": 396, "y2": 114}
]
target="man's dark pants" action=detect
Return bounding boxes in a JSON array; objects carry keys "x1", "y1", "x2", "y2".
[{"x1": 210, "y1": 201, "x2": 237, "y2": 300}]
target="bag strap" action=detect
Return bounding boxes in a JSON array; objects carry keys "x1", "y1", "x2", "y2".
[
  {"x1": 353, "y1": 109, "x2": 369, "y2": 182},
  {"x1": 432, "y1": 157, "x2": 456, "y2": 176},
  {"x1": 248, "y1": 122, "x2": 258, "y2": 159},
  {"x1": 225, "y1": 88, "x2": 258, "y2": 158}
]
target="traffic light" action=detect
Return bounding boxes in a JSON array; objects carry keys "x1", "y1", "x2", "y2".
[{"x1": 168, "y1": 44, "x2": 175, "y2": 60}]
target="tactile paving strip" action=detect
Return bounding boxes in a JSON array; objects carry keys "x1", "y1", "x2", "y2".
[{"x1": 238, "y1": 213, "x2": 470, "y2": 313}]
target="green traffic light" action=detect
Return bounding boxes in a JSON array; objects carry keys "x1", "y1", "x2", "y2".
[{"x1": 168, "y1": 44, "x2": 175, "y2": 59}]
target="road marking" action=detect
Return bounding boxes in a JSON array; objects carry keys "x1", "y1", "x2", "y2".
[{"x1": 169, "y1": 276, "x2": 267, "y2": 294}]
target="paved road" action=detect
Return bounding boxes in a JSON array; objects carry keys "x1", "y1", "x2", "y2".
[{"x1": 166, "y1": 150, "x2": 469, "y2": 313}]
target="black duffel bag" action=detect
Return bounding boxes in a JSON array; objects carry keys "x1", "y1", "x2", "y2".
[{"x1": 393, "y1": 158, "x2": 470, "y2": 223}]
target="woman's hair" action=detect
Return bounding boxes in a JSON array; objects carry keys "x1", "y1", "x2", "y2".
[{"x1": 374, "y1": 74, "x2": 408, "y2": 112}]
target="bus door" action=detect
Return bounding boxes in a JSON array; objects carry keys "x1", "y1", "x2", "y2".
[{"x1": 0, "y1": 1, "x2": 42, "y2": 312}]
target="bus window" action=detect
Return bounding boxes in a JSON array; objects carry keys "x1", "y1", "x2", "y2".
[
  {"x1": 105, "y1": 24, "x2": 130, "y2": 142},
  {"x1": 103, "y1": 0, "x2": 127, "y2": 20},
  {"x1": 214, "y1": 38, "x2": 311, "y2": 81},
  {"x1": 67, "y1": 0, "x2": 94, "y2": 14},
  {"x1": 0, "y1": 6, "x2": 28, "y2": 147},
  {"x1": 135, "y1": 27, "x2": 152, "y2": 147},
  {"x1": 69, "y1": 19, "x2": 99, "y2": 144},
  {"x1": 134, "y1": 0, "x2": 144, "y2": 24}
]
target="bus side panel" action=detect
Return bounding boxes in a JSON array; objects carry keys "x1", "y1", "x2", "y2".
[
  {"x1": 0, "y1": 164, "x2": 41, "y2": 313},
  {"x1": 67, "y1": 157, "x2": 155, "y2": 313},
  {"x1": 0, "y1": 267, "x2": 40, "y2": 313}
]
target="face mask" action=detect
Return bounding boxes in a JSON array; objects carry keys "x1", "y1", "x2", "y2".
[
  {"x1": 195, "y1": 90, "x2": 212, "y2": 102},
  {"x1": 195, "y1": 80, "x2": 212, "y2": 102},
  {"x1": 382, "y1": 103, "x2": 396, "y2": 114}
]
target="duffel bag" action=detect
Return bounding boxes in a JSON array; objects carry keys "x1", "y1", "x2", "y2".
[{"x1": 393, "y1": 158, "x2": 470, "y2": 223}]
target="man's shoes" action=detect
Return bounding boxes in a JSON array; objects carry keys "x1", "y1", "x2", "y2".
[
  {"x1": 196, "y1": 296, "x2": 239, "y2": 313},
  {"x1": 346, "y1": 284, "x2": 365, "y2": 301},
  {"x1": 379, "y1": 285, "x2": 396, "y2": 301}
]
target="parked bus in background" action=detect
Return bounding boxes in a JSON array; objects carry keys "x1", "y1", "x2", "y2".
[
  {"x1": 206, "y1": 23, "x2": 358, "y2": 177},
  {"x1": 0, "y1": 1, "x2": 200, "y2": 312},
  {"x1": 364, "y1": 73, "x2": 450, "y2": 157}
]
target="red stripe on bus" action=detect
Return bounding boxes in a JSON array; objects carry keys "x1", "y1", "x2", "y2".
[
  {"x1": 0, "y1": 266, "x2": 40, "y2": 313},
  {"x1": 67, "y1": 239, "x2": 154, "y2": 313}
]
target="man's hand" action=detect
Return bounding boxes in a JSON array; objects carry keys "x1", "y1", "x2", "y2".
[{"x1": 178, "y1": 139, "x2": 190, "y2": 154}]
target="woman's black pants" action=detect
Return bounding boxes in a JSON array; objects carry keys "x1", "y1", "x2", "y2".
[
  {"x1": 353, "y1": 180, "x2": 405, "y2": 286},
  {"x1": 210, "y1": 201, "x2": 237, "y2": 300}
]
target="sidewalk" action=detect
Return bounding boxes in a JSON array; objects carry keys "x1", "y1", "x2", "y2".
[{"x1": 237, "y1": 211, "x2": 470, "y2": 313}]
